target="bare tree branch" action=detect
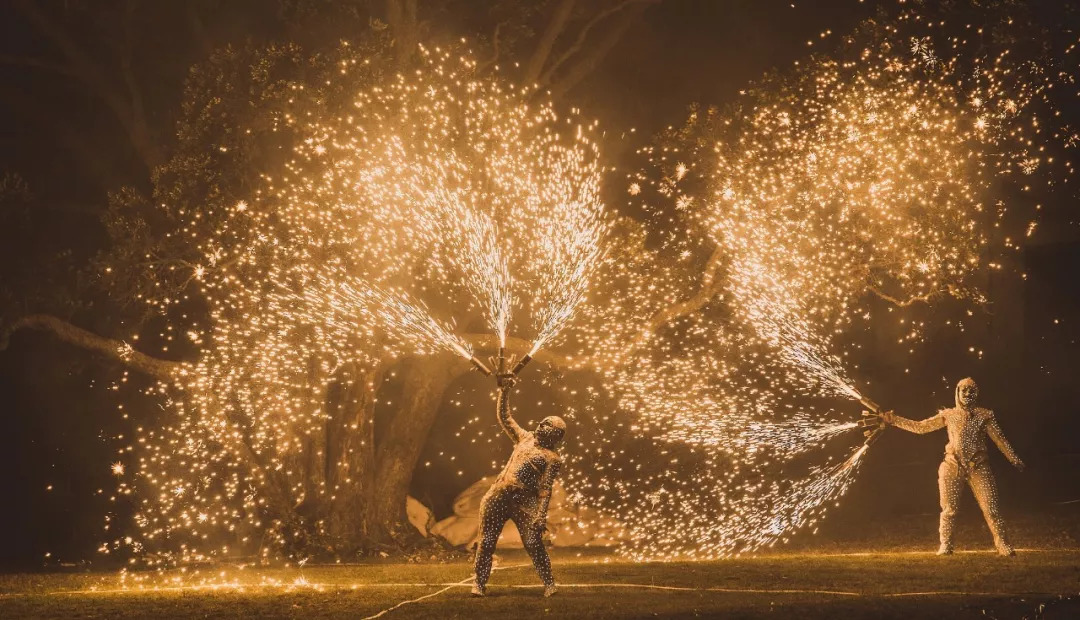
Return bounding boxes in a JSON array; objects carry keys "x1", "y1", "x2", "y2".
[
  {"x1": 614, "y1": 244, "x2": 726, "y2": 361},
  {"x1": 0, "y1": 314, "x2": 184, "y2": 380},
  {"x1": 119, "y1": 0, "x2": 160, "y2": 168},
  {"x1": 12, "y1": 0, "x2": 162, "y2": 171},
  {"x1": 547, "y1": 0, "x2": 656, "y2": 99},
  {"x1": 476, "y1": 21, "x2": 504, "y2": 74},
  {"x1": 0, "y1": 53, "x2": 79, "y2": 78},
  {"x1": 523, "y1": 0, "x2": 577, "y2": 85},
  {"x1": 538, "y1": 0, "x2": 651, "y2": 88},
  {"x1": 185, "y1": 1, "x2": 215, "y2": 59},
  {"x1": 868, "y1": 284, "x2": 962, "y2": 307}
]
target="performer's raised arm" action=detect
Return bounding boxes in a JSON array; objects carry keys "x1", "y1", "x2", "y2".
[
  {"x1": 881, "y1": 410, "x2": 946, "y2": 434},
  {"x1": 985, "y1": 413, "x2": 1025, "y2": 470},
  {"x1": 496, "y1": 373, "x2": 526, "y2": 443}
]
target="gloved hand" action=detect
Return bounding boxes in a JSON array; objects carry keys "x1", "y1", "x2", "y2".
[
  {"x1": 497, "y1": 373, "x2": 518, "y2": 390},
  {"x1": 530, "y1": 515, "x2": 547, "y2": 535}
]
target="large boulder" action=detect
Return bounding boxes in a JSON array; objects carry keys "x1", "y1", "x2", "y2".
[
  {"x1": 452, "y1": 476, "x2": 497, "y2": 517},
  {"x1": 405, "y1": 496, "x2": 436, "y2": 537},
  {"x1": 429, "y1": 515, "x2": 479, "y2": 547},
  {"x1": 496, "y1": 523, "x2": 525, "y2": 548},
  {"x1": 438, "y1": 475, "x2": 627, "y2": 548},
  {"x1": 587, "y1": 512, "x2": 631, "y2": 546},
  {"x1": 549, "y1": 513, "x2": 597, "y2": 547}
]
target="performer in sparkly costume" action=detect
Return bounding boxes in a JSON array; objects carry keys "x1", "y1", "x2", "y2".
[
  {"x1": 879, "y1": 377, "x2": 1024, "y2": 555},
  {"x1": 472, "y1": 373, "x2": 565, "y2": 597}
]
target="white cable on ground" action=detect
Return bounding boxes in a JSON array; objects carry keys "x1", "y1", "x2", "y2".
[
  {"x1": 359, "y1": 562, "x2": 530, "y2": 620},
  {"x1": 359, "y1": 574, "x2": 476, "y2": 620}
]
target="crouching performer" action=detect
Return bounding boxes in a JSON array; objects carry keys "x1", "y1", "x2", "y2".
[
  {"x1": 472, "y1": 373, "x2": 565, "y2": 597},
  {"x1": 878, "y1": 377, "x2": 1024, "y2": 556}
]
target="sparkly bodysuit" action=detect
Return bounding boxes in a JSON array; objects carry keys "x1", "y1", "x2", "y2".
[
  {"x1": 889, "y1": 378, "x2": 1023, "y2": 554},
  {"x1": 472, "y1": 386, "x2": 562, "y2": 593}
]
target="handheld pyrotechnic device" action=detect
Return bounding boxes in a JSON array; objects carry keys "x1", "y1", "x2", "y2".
[
  {"x1": 469, "y1": 355, "x2": 493, "y2": 376},
  {"x1": 510, "y1": 353, "x2": 533, "y2": 375},
  {"x1": 855, "y1": 394, "x2": 887, "y2": 447},
  {"x1": 486, "y1": 345, "x2": 535, "y2": 381},
  {"x1": 489, "y1": 345, "x2": 534, "y2": 378}
]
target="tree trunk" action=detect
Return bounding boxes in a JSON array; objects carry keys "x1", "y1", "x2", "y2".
[
  {"x1": 326, "y1": 360, "x2": 383, "y2": 544},
  {"x1": 368, "y1": 353, "x2": 462, "y2": 543},
  {"x1": 385, "y1": 0, "x2": 419, "y2": 66}
]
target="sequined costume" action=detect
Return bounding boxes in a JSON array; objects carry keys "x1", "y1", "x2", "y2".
[
  {"x1": 883, "y1": 378, "x2": 1024, "y2": 555},
  {"x1": 472, "y1": 375, "x2": 565, "y2": 597}
]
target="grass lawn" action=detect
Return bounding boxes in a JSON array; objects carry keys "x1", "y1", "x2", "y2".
[{"x1": 2, "y1": 547, "x2": 1079, "y2": 619}]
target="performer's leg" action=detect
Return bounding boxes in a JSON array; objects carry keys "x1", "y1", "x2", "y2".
[
  {"x1": 473, "y1": 490, "x2": 510, "y2": 595},
  {"x1": 968, "y1": 463, "x2": 1013, "y2": 555},
  {"x1": 512, "y1": 510, "x2": 556, "y2": 595},
  {"x1": 937, "y1": 459, "x2": 963, "y2": 554}
]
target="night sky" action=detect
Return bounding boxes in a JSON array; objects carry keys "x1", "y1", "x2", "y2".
[{"x1": 2, "y1": 0, "x2": 1079, "y2": 569}]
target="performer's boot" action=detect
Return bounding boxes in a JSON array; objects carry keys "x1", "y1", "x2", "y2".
[
  {"x1": 937, "y1": 509, "x2": 956, "y2": 555},
  {"x1": 471, "y1": 583, "x2": 486, "y2": 597},
  {"x1": 543, "y1": 584, "x2": 558, "y2": 597}
]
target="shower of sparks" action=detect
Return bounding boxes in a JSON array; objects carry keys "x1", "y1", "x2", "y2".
[
  {"x1": 571, "y1": 11, "x2": 1075, "y2": 559},
  {"x1": 298, "y1": 277, "x2": 474, "y2": 359},
  {"x1": 614, "y1": 444, "x2": 870, "y2": 561},
  {"x1": 108, "y1": 46, "x2": 609, "y2": 568},
  {"x1": 101, "y1": 8, "x2": 1080, "y2": 573},
  {"x1": 295, "y1": 51, "x2": 609, "y2": 352}
]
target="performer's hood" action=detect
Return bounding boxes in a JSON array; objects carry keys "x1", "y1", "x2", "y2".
[
  {"x1": 535, "y1": 416, "x2": 566, "y2": 446},
  {"x1": 956, "y1": 377, "x2": 978, "y2": 408}
]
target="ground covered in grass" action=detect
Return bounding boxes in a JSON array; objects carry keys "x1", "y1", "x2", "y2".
[{"x1": 2, "y1": 547, "x2": 1079, "y2": 619}]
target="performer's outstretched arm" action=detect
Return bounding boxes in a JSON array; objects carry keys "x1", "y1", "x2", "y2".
[
  {"x1": 883, "y1": 410, "x2": 946, "y2": 434},
  {"x1": 985, "y1": 414, "x2": 1024, "y2": 470},
  {"x1": 496, "y1": 374, "x2": 526, "y2": 443}
]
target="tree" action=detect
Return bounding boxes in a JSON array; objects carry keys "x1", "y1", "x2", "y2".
[{"x1": 0, "y1": 0, "x2": 664, "y2": 559}]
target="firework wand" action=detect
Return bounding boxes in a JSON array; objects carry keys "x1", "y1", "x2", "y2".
[
  {"x1": 486, "y1": 345, "x2": 536, "y2": 379},
  {"x1": 510, "y1": 350, "x2": 533, "y2": 375},
  {"x1": 453, "y1": 342, "x2": 494, "y2": 376},
  {"x1": 468, "y1": 355, "x2": 494, "y2": 376},
  {"x1": 855, "y1": 393, "x2": 889, "y2": 448}
]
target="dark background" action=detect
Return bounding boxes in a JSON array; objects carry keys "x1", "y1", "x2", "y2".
[{"x1": 2, "y1": 0, "x2": 1079, "y2": 569}]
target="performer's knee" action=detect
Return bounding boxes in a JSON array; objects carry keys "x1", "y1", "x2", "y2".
[{"x1": 520, "y1": 532, "x2": 542, "y2": 552}]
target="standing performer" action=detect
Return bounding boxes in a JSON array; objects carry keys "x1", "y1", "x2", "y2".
[
  {"x1": 472, "y1": 373, "x2": 565, "y2": 597},
  {"x1": 878, "y1": 377, "x2": 1024, "y2": 555}
]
